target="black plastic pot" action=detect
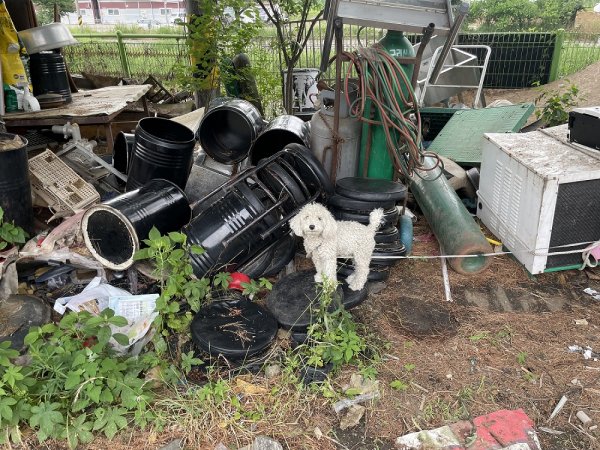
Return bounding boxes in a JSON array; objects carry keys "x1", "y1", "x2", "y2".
[
  {"x1": 190, "y1": 299, "x2": 278, "y2": 359},
  {"x1": 112, "y1": 132, "x2": 135, "y2": 175},
  {"x1": 184, "y1": 182, "x2": 281, "y2": 278},
  {"x1": 328, "y1": 194, "x2": 395, "y2": 212},
  {"x1": 375, "y1": 227, "x2": 401, "y2": 244},
  {"x1": 198, "y1": 99, "x2": 263, "y2": 164},
  {"x1": 333, "y1": 207, "x2": 399, "y2": 229},
  {"x1": 250, "y1": 115, "x2": 310, "y2": 164},
  {"x1": 29, "y1": 52, "x2": 72, "y2": 104},
  {"x1": 82, "y1": 179, "x2": 192, "y2": 270},
  {"x1": 126, "y1": 117, "x2": 196, "y2": 191},
  {"x1": 0, "y1": 133, "x2": 33, "y2": 234},
  {"x1": 337, "y1": 262, "x2": 390, "y2": 281}
]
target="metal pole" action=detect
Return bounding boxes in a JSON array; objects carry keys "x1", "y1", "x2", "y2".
[
  {"x1": 116, "y1": 30, "x2": 131, "y2": 77},
  {"x1": 331, "y1": 18, "x2": 343, "y2": 182}
]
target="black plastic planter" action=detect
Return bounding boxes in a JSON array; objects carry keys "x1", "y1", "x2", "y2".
[
  {"x1": 82, "y1": 179, "x2": 192, "y2": 270},
  {"x1": 126, "y1": 117, "x2": 196, "y2": 191},
  {"x1": 0, "y1": 133, "x2": 33, "y2": 234},
  {"x1": 112, "y1": 131, "x2": 135, "y2": 175},
  {"x1": 29, "y1": 52, "x2": 72, "y2": 104},
  {"x1": 250, "y1": 115, "x2": 310, "y2": 164},
  {"x1": 198, "y1": 99, "x2": 263, "y2": 164}
]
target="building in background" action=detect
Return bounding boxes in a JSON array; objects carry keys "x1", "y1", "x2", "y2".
[{"x1": 64, "y1": 0, "x2": 187, "y2": 26}]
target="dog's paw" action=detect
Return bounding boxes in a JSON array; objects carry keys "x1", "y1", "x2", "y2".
[
  {"x1": 348, "y1": 279, "x2": 364, "y2": 291},
  {"x1": 314, "y1": 273, "x2": 323, "y2": 283},
  {"x1": 346, "y1": 273, "x2": 355, "y2": 285}
]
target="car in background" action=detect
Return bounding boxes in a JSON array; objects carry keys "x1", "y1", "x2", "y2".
[{"x1": 137, "y1": 18, "x2": 162, "y2": 28}]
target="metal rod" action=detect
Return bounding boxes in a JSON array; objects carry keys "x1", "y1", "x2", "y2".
[{"x1": 331, "y1": 18, "x2": 344, "y2": 182}]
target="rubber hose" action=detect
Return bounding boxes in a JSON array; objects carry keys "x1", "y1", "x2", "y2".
[{"x1": 409, "y1": 157, "x2": 492, "y2": 275}]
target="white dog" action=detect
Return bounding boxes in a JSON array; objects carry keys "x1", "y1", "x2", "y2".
[{"x1": 289, "y1": 203, "x2": 384, "y2": 291}]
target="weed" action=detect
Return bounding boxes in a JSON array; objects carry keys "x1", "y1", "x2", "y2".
[
  {"x1": 535, "y1": 81, "x2": 582, "y2": 127},
  {"x1": 404, "y1": 363, "x2": 416, "y2": 372},
  {"x1": 517, "y1": 351, "x2": 528, "y2": 366},
  {"x1": 469, "y1": 331, "x2": 490, "y2": 343},
  {"x1": 0, "y1": 207, "x2": 27, "y2": 251},
  {"x1": 390, "y1": 380, "x2": 409, "y2": 391}
]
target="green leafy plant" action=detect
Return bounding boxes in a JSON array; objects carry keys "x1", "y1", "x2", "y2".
[
  {"x1": 134, "y1": 227, "x2": 210, "y2": 336},
  {"x1": 0, "y1": 207, "x2": 27, "y2": 251},
  {"x1": 517, "y1": 351, "x2": 528, "y2": 366},
  {"x1": 240, "y1": 277, "x2": 273, "y2": 296},
  {"x1": 301, "y1": 279, "x2": 366, "y2": 371},
  {"x1": 390, "y1": 380, "x2": 409, "y2": 391},
  {"x1": 535, "y1": 82, "x2": 581, "y2": 127},
  {"x1": 0, "y1": 310, "x2": 158, "y2": 448}
]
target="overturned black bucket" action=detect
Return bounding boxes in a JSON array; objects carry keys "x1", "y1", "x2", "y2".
[
  {"x1": 29, "y1": 52, "x2": 72, "y2": 104},
  {"x1": 198, "y1": 99, "x2": 263, "y2": 164},
  {"x1": 112, "y1": 132, "x2": 135, "y2": 175},
  {"x1": 250, "y1": 115, "x2": 310, "y2": 164},
  {"x1": 126, "y1": 117, "x2": 196, "y2": 192},
  {"x1": 0, "y1": 133, "x2": 33, "y2": 235},
  {"x1": 82, "y1": 179, "x2": 191, "y2": 270}
]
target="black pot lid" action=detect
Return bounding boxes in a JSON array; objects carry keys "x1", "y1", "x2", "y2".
[
  {"x1": 238, "y1": 245, "x2": 276, "y2": 279},
  {"x1": 0, "y1": 295, "x2": 51, "y2": 351},
  {"x1": 281, "y1": 144, "x2": 334, "y2": 197},
  {"x1": 328, "y1": 194, "x2": 395, "y2": 212},
  {"x1": 335, "y1": 177, "x2": 407, "y2": 202},
  {"x1": 374, "y1": 240, "x2": 406, "y2": 255},
  {"x1": 333, "y1": 207, "x2": 399, "y2": 228},
  {"x1": 265, "y1": 270, "x2": 343, "y2": 331},
  {"x1": 337, "y1": 262, "x2": 390, "y2": 281},
  {"x1": 341, "y1": 281, "x2": 369, "y2": 309},
  {"x1": 190, "y1": 299, "x2": 278, "y2": 359}
]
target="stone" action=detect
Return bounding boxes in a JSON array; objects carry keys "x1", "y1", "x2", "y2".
[
  {"x1": 339, "y1": 404, "x2": 365, "y2": 430},
  {"x1": 158, "y1": 439, "x2": 183, "y2": 450},
  {"x1": 239, "y1": 436, "x2": 283, "y2": 450},
  {"x1": 264, "y1": 364, "x2": 281, "y2": 379}
]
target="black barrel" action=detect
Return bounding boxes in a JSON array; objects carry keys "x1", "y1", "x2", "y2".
[
  {"x1": 0, "y1": 133, "x2": 33, "y2": 235},
  {"x1": 184, "y1": 182, "x2": 280, "y2": 278},
  {"x1": 126, "y1": 117, "x2": 196, "y2": 192},
  {"x1": 82, "y1": 179, "x2": 191, "y2": 271},
  {"x1": 198, "y1": 99, "x2": 263, "y2": 164},
  {"x1": 112, "y1": 132, "x2": 135, "y2": 175},
  {"x1": 250, "y1": 115, "x2": 310, "y2": 164},
  {"x1": 29, "y1": 52, "x2": 72, "y2": 104}
]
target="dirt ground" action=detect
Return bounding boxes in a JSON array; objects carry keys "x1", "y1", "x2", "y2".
[{"x1": 480, "y1": 61, "x2": 600, "y2": 109}]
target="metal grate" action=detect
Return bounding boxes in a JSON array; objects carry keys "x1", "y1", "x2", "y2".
[{"x1": 547, "y1": 179, "x2": 600, "y2": 270}]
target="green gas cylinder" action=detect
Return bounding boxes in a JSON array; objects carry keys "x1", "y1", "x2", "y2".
[{"x1": 358, "y1": 30, "x2": 415, "y2": 180}]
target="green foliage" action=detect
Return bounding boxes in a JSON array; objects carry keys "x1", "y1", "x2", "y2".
[
  {"x1": 301, "y1": 279, "x2": 366, "y2": 371},
  {"x1": 390, "y1": 380, "x2": 409, "y2": 391},
  {"x1": 0, "y1": 311, "x2": 158, "y2": 447},
  {"x1": 517, "y1": 351, "x2": 528, "y2": 365},
  {"x1": 176, "y1": 0, "x2": 263, "y2": 97},
  {"x1": 0, "y1": 207, "x2": 28, "y2": 251},
  {"x1": 33, "y1": 0, "x2": 76, "y2": 25},
  {"x1": 240, "y1": 277, "x2": 273, "y2": 296},
  {"x1": 469, "y1": 0, "x2": 584, "y2": 31},
  {"x1": 134, "y1": 227, "x2": 210, "y2": 336},
  {"x1": 535, "y1": 81, "x2": 581, "y2": 127}
]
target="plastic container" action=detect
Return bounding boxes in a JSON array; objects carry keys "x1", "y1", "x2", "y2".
[
  {"x1": 29, "y1": 52, "x2": 72, "y2": 104},
  {"x1": 126, "y1": 117, "x2": 196, "y2": 191},
  {"x1": 198, "y1": 98, "x2": 263, "y2": 164},
  {"x1": 82, "y1": 179, "x2": 192, "y2": 271},
  {"x1": 18, "y1": 23, "x2": 78, "y2": 54},
  {"x1": 250, "y1": 115, "x2": 310, "y2": 164},
  {"x1": 310, "y1": 90, "x2": 362, "y2": 180},
  {"x1": 112, "y1": 132, "x2": 135, "y2": 175},
  {"x1": 0, "y1": 133, "x2": 33, "y2": 234}
]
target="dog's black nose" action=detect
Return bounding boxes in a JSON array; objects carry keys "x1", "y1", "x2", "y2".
[{"x1": 309, "y1": 224, "x2": 315, "y2": 230}]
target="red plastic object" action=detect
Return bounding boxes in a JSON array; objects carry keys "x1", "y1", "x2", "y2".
[{"x1": 229, "y1": 272, "x2": 251, "y2": 291}]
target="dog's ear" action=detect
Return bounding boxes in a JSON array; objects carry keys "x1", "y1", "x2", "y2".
[
  {"x1": 321, "y1": 207, "x2": 338, "y2": 239},
  {"x1": 289, "y1": 212, "x2": 303, "y2": 237}
]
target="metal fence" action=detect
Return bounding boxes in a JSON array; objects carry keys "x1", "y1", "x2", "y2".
[{"x1": 65, "y1": 26, "x2": 600, "y2": 91}]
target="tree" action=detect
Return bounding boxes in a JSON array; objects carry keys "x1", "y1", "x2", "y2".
[
  {"x1": 33, "y1": 0, "x2": 75, "y2": 24},
  {"x1": 255, "y1": 0, "x2": 324, "y2": 113},
  {"x1": 537, "y1": 0, "x2": 584, "y2": 30}
]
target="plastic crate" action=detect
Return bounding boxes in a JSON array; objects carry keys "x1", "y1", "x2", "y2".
[{"x1": 28, "y1": 150, "x2": 100, "y2": 213}]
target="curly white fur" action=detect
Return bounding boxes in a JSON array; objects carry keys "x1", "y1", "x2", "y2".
[{"x1": 289, "y1": 203, "x2": 384, "y2": 291}]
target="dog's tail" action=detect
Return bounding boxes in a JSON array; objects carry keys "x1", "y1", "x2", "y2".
[{"x1": 367, "y1": 208, "x2": 385, "y2": 234}]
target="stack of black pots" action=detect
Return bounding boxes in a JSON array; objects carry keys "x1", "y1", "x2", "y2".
[
  {"x1": 184, "y1": 144, "x2": 334, "y2": 279},
  {"x1": 328, "y1": 177, "x2": 408, "y2": 283}
]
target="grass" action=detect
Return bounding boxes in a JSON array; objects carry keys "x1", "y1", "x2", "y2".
[{"x1": 558, "y1": 39, "x2": 600, "y2": 77}]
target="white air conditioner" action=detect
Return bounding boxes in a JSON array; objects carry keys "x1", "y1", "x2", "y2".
[{"x1": 477, "y1": 125, "x2": 600, "y2": 274}]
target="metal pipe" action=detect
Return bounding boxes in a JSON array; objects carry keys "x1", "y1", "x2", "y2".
[
  {"x1": 331, "y1": 18, "x2": 343, "y2": 182},
  {"x1": 411, "y1": 23, "x2": 435, "y2": 90}
]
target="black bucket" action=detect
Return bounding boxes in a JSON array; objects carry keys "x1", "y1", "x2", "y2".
[
  {"x1": 82, "y1": 179, "x2": 192, "y2": 270},
  {"x1": 0, "y1": 133, "x2": 33, "y2": 235},
  {"x1": 198, "y1": 99, "x2": 263, "y2": 164},
  {"x1": 126, "y1": 117, "x2": 196, "y2": 192},
  {"x1": 29, "y1": 52, "x2": 72, "y2": 104},
  {"x1": 184, "y1": 182, "x2": 280, "y2": 278},
  {"x1": 112, "y1": 132, "x2": 135, "y2": 175},
  {"x1": 250, "y1": 115, "x2": 310, "y2": 164}
]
